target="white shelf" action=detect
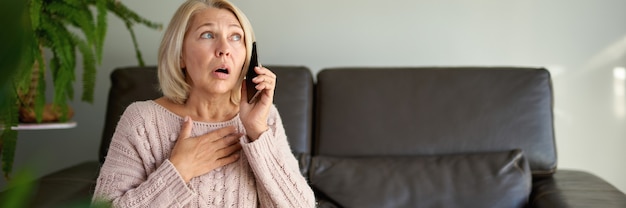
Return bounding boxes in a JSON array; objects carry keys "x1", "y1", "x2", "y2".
[{"x1": 10, "y1": 121, "x2": 77, "y2": 130}]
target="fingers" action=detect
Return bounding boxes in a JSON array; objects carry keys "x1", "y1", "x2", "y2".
[
  {"x1": 196, "y1": 126, "x2": 241, "y2": 154},
  {"x1": 177, "y1": 116, "x2": 193, "y2": 141},
  {"x1": 207, "y1": 130, "x2": 242, "y2": 167},
  {"x1": 251, "y1": 67, "x2": 276, "y2": 91},
  {"x1": 215, "y1": 152, "x2": 241, "y2": 167},
  {"x1": 171, "y1": 124, "x2": 243, "y2": 182},
  {"x1": 203, "y1": 126, "x2": 239, "y2": 142},
  {"x1": 216, "y1": 140, "x2": 242, "y2": 158},
  {"x1": 211, "y1": 131, "x2": 243, "y2": 155},
  {"x1": 255, "y1": 66, "x2": 275, "y2": 78},
  {"x1": 252, "y1": 76, "x2": 275, "y2": 91}
]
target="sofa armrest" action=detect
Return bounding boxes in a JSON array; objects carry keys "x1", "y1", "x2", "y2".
[{"x1": 530, "y1": 169, "x2": 626, "y2": 208}]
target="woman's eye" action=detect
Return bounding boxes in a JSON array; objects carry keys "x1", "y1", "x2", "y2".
[
  {"x1": 201, "y1": 32, "x2": 213, "y2": 39},
  {"x1": 231, "y1": 34, "x2": 242, "y2": 41}
]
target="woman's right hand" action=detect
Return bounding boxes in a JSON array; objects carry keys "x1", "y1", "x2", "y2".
[{"x1": 169, "y1": 116, "x2": 243, "y2": 183}]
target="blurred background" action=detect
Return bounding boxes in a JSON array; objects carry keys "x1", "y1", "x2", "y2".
[{"x1": 2, "y1": 0, "x2": 625, "y2": 193}]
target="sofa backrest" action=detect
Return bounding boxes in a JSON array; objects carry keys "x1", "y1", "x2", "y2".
[
  {"x1": 313, "y1": 67, "x2": 556, "y2": 176},
  {"x1": 100, "y1": 66, "x2": 314, "y2": 178},
  {"x1": 270, "y1": 66, "x2": 315, "y2": 177},
  {"x1": 100, "y1": 66, "x2": 162, "y2": 163}
]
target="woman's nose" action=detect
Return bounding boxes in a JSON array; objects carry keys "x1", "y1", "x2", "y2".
[{"x1": 215, "y1": 38, "x2": 230, "y2": 57}]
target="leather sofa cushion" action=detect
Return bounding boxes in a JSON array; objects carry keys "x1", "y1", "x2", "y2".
[
  {"x1": 315, "y1": 68, "x2": 556, "y2": 176},
  {"x1": 310, "y1": 149, "x2": 531, "y2": 208}
]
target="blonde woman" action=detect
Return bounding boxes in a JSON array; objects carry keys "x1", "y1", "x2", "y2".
[{"x1": 93, "y1": 0, "x2": 315, "y2": 207}]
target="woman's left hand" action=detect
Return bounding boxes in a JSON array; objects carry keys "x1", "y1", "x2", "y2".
[{"x1": 240, "y1": 66, "x2": 276, "y2": 141}]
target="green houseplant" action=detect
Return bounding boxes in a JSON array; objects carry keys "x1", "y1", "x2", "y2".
[{"x1": 0, "y1": 0, "x2": 162, "y2": 179}]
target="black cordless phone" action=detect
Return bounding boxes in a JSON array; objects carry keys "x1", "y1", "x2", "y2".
[{"x1": 246, "y1": 42, "x2": 261, "y2": 103}]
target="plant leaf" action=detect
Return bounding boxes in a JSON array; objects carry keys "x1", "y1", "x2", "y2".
[
  {"x1": 0, "y1": 84, "x2": 19, "y2": 180},
  {"x1": 108, "y1": 0, "x2": 162, "y2": 66},
  {"x1": 0, "y1": 169, "x2": 35, "y2": 207},
  {"x1": 47, "y1": 0, "x2": 97, "y2": 51},
  {"x1": 40, "y1": 18, "x2": 78, "y2": 104},
  {"x1": 107, "y1": 0, "x2": 162, "y2": 30},
  {"x1": 29, "y1": 0, "x2": 42, "y2": 30},
  {"x1": 0, "y1": 92, "x2": 18, "y2": 179},
  {"x1": 34, "y1": 60, "x2": 46, "y2": 123},
  {"x1": 0, "y1": 0, "x2": 31, "y2": 179},
  {"x1": 95, "y1": 0, "x2": 107, "y2": 64},
  {"x1": 1, "y1": 0, "x2": 161, "y2": 179},
  {"x1": 0, "y1": 129, "x2": 17, "y2": 180},
  {"x1": 74, "y1": 36, "x2": 96, "y2": 103},
  {"x1": 125, "y1": 21, "x2": 145, "y2": 67}
]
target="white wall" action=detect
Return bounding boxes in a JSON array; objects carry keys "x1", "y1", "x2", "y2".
[{"x1": 3, "y1": 0, "x2": 625, "y2": 194}]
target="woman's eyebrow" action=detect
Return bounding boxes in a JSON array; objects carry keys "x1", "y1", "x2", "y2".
[
  {"x1": 195, "y1": 22, "x2": 215, "y2": 31},
  {"x1": 194, "y1": 22, "x2": 242, "y2": 31},
  {"x1": 229, "y1": 23, "x2": 242, "y2": 28}
]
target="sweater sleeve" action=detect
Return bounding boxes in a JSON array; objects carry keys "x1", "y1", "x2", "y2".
[
  {"x1": 92, "y1": 103, "x2": 195, "y2": 208},
  {"x1": 240, "y1": 105, "x2": 316, "y2": 208}
]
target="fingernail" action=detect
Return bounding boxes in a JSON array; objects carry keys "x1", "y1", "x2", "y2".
[{"x1": 184, "y1": 116, "x2": 190, "y2": 122}]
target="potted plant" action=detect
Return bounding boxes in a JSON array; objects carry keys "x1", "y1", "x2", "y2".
[{"x1": 0, "y1": 0, "x2": 162, "y2": 179}]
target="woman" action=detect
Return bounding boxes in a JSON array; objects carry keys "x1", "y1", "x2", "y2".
[{"x1": 92, "y1": 0, "x2": 316, "y2": 207}]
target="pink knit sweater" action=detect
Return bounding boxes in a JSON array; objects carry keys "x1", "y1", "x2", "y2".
[{"x1": 93, "y1": 101, "x2": 315, "y2": 207}]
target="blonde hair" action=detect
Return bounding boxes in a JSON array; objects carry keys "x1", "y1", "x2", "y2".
[{"x1": 158, "y1": 0, "x2": 255, "y2": 104}]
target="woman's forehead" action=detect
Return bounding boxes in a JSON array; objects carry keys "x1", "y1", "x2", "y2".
[{"x1": 190, "y1": 7, "x2": 241, "y2": 28}]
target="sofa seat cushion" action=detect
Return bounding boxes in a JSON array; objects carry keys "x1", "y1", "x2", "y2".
[{"x1": 310, "y1": 149, "x2": 531, "y2": 208}]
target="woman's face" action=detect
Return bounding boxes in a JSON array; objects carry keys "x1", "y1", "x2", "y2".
[{"x1": 181, "y1": 7, "x2": 246, "y2": 97}]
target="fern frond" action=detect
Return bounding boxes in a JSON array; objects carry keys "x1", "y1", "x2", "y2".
[
  {"x1": 39, "y1": 18, "x2": 76, "y2": 73},
  {"x1": 124, "y1": 21, "x2": 145, "y2": 67},
  {"x1": 16, "y1": 43, "x2": 46, "y2": 119},
  {"x1": 107, "y1": 1, "x2": 162, "y2": 31},
  {"x1": 0, "y1": 87, "x2": 19, "y2": 179},
  {"x1": 29, "y1": 0, "x2": 42, "y2": 30},
  {"x1": 62, "y1": 0, "x2": 87, "y2": 7},
  {"x1": 34, "y1": 44, "x2": 45, "y2": 84},
  {"x1": 95, "y1": 0, "x2": 107, "y2": 64},
  {"x1": 14, "y1": 44, "x2": 38, "y2": 97},
  {"x1": 40, "y1": 16, "x2": 80, "y2": 104},
  {"x1": 45, "y1": 56, "x2": 70, "y2": 123},
  {"x1": 49, "y1": 56, "x2": 71, "y2": 122},
  {"x1": 1, "y1": 0, "x2": 162, "y2": 180},
  {"x1": 73, "y1": 36, "x2": 96, "y2": 103},
  {"x1": 48, "y1": 55, "x2": 61, "y2": 103},
  {"x1": 34, "y1": 63, "x2": 46, "y2": 123},
  {"x1": 12, "y1": 1, "x2": 40, "y2": 95},
  {"x1": 46, "y1": 1, "x2": 97, "y2": 51},
  {"x1": 58, "y1": 93, "x2": 70, "y2": 122},
  {"x1": 107, "y1": 0, "x2": 162, "y2": 66},
  {"x1": 48, "y1": 54, "x2": 72, "y2": 116},
  {"x1": 1, "y1": 128, "x2": 17, "y2": 179}
]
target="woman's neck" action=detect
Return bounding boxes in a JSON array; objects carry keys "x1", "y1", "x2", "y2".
[
  {"x1": 155, "y1": 93, "x2": 239, "y2": 123},
  {"x1": 184, "y1": 93, "x2": 238, "y2": 123}
]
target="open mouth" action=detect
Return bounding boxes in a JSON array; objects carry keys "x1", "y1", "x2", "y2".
[{"x1": 215, "y1": 68, "x2": 229, "y2": 74}]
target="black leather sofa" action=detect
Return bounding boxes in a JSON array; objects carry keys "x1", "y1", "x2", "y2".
[{"x1": 2, "y1": 66, "x2": 625, "y2": 207}]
